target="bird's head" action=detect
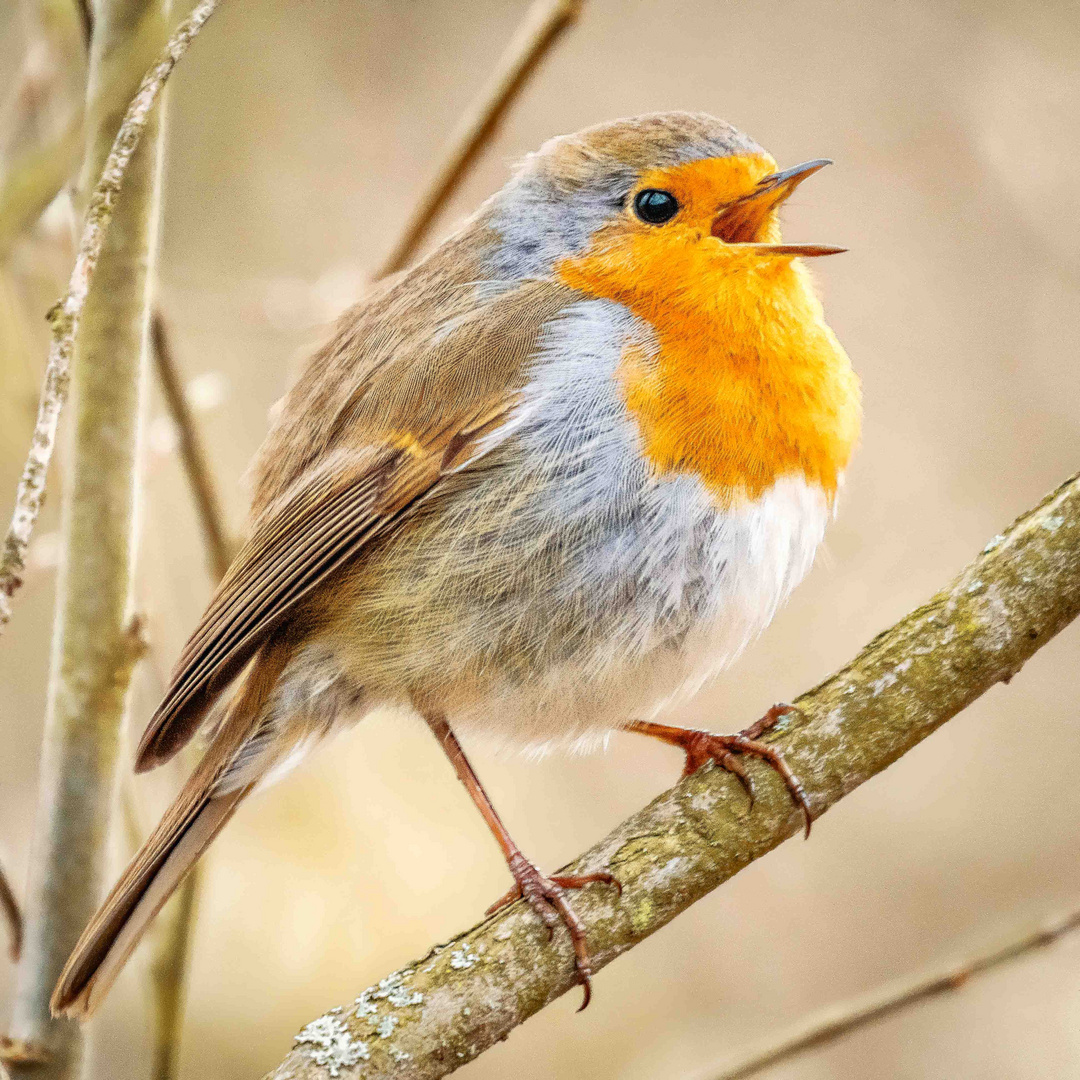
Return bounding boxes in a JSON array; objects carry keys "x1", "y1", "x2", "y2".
[
  {"x1": 485, "y1": 111, "x2": 843, "y2": 291},
  {"x1": 481, "y1": 112, "x2": 859, "y2": 504}
]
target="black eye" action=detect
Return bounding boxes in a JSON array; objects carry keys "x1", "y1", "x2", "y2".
[{"x1": 633, "y1": 189, "x2": 679, "y2": 224}]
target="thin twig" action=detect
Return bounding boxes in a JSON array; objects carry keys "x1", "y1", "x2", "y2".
[
  {"x1": 0, "y1": 860, "x2": 22, "y2": 962},
  {"x1": 266, "y1": 473, "x2": 1080, "y2": 1080},
  {"x1": 372, "y1": 0, "x2": 583, "y2": 279},
  {"x1": 150, "y1": 310, "x2": 234, "y2": 579},
  {"x1": 0, "y1": 0, "x2": 87, "y2": 259},
  {"x1": 708, "y1": 905, "x2": 1080, "y2": 1080},
  {"x1": 148, "y1": 861, "x2": 201, "y2": 1080},
  {"x1": 0, "y1": 0, "x2": 223, "y2": 641},
  {"x1": 72, "y1": 0, "x2": 93, "y2": 48}
]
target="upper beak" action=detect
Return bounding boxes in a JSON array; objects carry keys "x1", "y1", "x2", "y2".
[{"x1": 711, "y1": 158, "x2": 844, "y2": 258}]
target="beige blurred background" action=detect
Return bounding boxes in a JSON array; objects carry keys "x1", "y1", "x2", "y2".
[{"x1": 3, "y1": 0, "x2": 1080, "y2": 1077}]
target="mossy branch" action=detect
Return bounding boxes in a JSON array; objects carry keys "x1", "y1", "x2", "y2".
[{"x1": 267, "y1": 472, "x2": 1080, "y2": 1080}]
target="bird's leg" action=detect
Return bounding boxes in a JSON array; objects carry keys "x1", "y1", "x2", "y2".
[
  {"x1": 625, "y1": 704, "x2": 813, "y2": 837},
  {"x1": 421, "y1": 712, "x2": 620, "y2": 1010}
]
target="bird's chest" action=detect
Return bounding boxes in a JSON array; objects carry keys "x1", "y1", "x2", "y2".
[{"x1": 399, "y1": 300, "x2": 832, "y2": 745}]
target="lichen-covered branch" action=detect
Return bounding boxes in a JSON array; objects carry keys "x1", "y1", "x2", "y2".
[
  {"x1": 0, "y1": 0, "x2": 221, "y2": 642},
  {"x1": 710, "y1": 903, "x2": 1080, "y2": 1080},
  {"x1": 372, "y1": 0, "x2": 583, "y2": 279},
  {"x1": 267, "y1": 472, "x2": 1080, "y2": 1080}
]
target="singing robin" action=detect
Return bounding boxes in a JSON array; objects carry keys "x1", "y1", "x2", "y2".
[{"x1": 53, "y1": 110, "x2": 860, "y2": 1017}]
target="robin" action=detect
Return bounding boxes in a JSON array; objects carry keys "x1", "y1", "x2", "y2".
[{"x1": 53, "y1": 111, "x2": 860, "y2": 1017}]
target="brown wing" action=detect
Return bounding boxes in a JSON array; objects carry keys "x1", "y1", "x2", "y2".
[{"x1": 136, "y1": 271, "x2": 579, "y2": 772}]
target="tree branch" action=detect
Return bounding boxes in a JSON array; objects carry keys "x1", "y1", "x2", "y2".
[
  {"x1": 0, "y1": 0, "x2": 222, "y2": 641},
  {"x1": 1, "y1": 2, "x2": 219, "y2": 1077},
  {"x1": 371, "y1": 0, "x2": 583, "y2": 280},
  {"x1": 707, "y1": 903, "x2": 1080, "y2": 1080},
  {"x1": 266, "y1": 472, "x2": 1080, "y2": 1080}
]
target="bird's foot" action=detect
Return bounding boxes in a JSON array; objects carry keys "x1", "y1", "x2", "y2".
[
  {"x1": 627, "y1": 705, "x2": 812, "y2": 837},
  {"x1": 487, "y1": 853, "x2": 621, "y2": 1010}
]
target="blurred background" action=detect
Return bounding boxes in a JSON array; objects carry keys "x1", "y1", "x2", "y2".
[{"x1": 2, "y1": 0, "x2": 1080, "y2": 1077}]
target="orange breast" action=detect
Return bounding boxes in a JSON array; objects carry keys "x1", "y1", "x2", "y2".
[{"x1": 556, "y1": 229, "x2": 861, "y2": 506}]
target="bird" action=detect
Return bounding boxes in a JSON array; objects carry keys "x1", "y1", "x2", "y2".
[{"x1": 52, "y1": 110, "x2": 860, "y2": 1018}]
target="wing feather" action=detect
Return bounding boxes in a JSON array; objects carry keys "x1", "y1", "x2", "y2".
[
  {"x1": 135, "y1": 446, "x2": 415, "y2": 770},
  {"x1": 134, "y1": 277, "x2": 579, "y2": 772}
]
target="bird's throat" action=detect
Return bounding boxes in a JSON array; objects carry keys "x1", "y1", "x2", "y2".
[{"x1": 557, "y1": 236, "x2": 861, "y2": 506}]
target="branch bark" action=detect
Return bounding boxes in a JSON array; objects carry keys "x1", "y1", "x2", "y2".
[
  {"x1": 266, "y1": 472, "x2": 1080, "y2": 1080},
  {"x1": 371, "y1": 0, "x2": 583, "y2": 280},
  {"x1": 708, "y1": 903, "x2": 1080, "y2": 1080},
  {"x1": 0, "y1": 0, "x2": 221, "y2": 640}
]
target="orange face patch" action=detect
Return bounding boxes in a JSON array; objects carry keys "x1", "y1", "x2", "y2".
[
  {"x1": 556, "y1": 155, "x2": 861, "y2": 505},
  {"x1": 632, "y1": 153, "x2": 779, "y2": 238}
]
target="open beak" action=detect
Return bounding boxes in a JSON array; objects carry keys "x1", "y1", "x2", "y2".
[{"x1": 711, "y1": 159, "x2": 845, "y2": 258}]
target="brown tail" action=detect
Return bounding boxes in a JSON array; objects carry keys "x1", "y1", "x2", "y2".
[{"x1": 51, "y1": 637, "x2": 291, "y2": 1019}]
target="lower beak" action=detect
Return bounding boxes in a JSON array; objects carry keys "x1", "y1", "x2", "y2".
[{"x1": 712, "y1": 158, "x2": 844, "y2": 257}]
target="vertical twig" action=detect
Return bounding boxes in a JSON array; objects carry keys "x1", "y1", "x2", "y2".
[
  {"x1": 149, "y1": 310, "x2": 234, "y2": 580},
  {"x1": 372, "y1": 0, "x2": 583, "y2": 279},
  {"x1": 147, "y1": 862, "x2": 200, "y2": 1080},
  {"x1": 0, "y1": 0, "x2": 88, "y2": 260},
  {"x1": 1, "y1": 2, "x2": 222, "y2": 1076},
  {"x1": 140, "y1": 306, "x2": 236, "y2": 1071},
  {"x1": 5, "y1": 0, "x2": 170, "y2": 1054},
  {"x1": 0, "y1": 0, "x2": 222, "y2": 638},
  {"x1": 0, "y1": 862, "x2": 23, "y2": 962}
]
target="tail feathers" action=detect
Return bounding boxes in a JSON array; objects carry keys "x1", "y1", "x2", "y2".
[
  {"x1": 51, "y1": 632, "x2": 294, "y2": 1020},
  {"x1": 50, "y1": 784, "x2": 248, "y2": 1019}
]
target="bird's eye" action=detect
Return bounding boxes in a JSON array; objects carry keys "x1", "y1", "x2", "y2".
[{"x1": 633, "y1": 189, "x2": 679, "y2": 224}]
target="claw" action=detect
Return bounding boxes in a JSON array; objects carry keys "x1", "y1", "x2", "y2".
[
  {"x1": 490, "y1": 856, "x2": 621, "y2": 1009},
  {"x1": 626, "y1": 704, "x2": 813, "y2": 837}
]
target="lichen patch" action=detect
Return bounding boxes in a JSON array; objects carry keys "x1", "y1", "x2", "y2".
[{"x1": 294, "y1": 1015, "x2": 370, "y2": 1076}]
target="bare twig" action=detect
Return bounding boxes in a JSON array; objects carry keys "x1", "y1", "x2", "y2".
[
  {"x1": 0, "y1": 861, "x2": 22, "y2": 962},
  {"x1": 0, "y1": 0, "x2": 222, "y2": 641},
  {"x1": 0, "y1": 3, "x2": 174, "y2": 260},
  {"x1": 71, "y1": 0, "x2": 93, "y2": 47},
  {"x1": 707, "y1": 904, "x2": 1080, "y2": 1080},
  {"x1": 0, "y1": 1, "x2": 87, "y2": 261},
  {"x1": 149, "y1": 310, "x2": 234, "y2": 579},
  {"x1": 266, "y1": 473, "x2": 1080, "y2": 1080},
  {"x1": 147, "y1": 859, "x2": 201, "y2": 1080},
  {"x1": 372, "y1": 0, "x2": 583, "y2": 279},
  {"x1": 144, "y1": 306, "x2": 233, "y2": 1080}
]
